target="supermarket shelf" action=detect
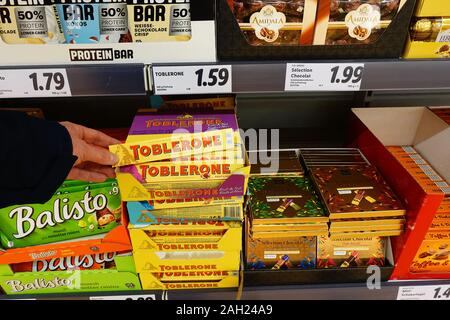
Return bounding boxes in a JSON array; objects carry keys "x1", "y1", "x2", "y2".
[
  {"x1": 150, "y1": 59, "x2": 450, "y2": 93},
  {"x1": 2, "y1": 280, "x2": 450, "y2": 300},
  {"x1": 0, "y1": 64, "x2": 147, "y2": 98}
]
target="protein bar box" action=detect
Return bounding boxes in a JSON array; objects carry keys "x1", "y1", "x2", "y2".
[
  {"x1": 217, "y1": 0, "x2": 416, "y2": 60},
  {"x1": 0, "y1": 0, "x2": 216, "y2": 65}
]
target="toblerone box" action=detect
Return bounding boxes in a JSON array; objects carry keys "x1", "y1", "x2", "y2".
[
  {"x1": 133, "y1": 250, "x2": 241, "y2": 273},
  {"x1": 145, "y1": 196, "x2": 244, "y2": 210},
  {"x1": 110, "y1": 128, "x2": 235, "y2": 167},
  {"x1": 127, "y1": 201, "x2": 243, "y2": 223},
  {"x1": 129, "y1": 219, "x2": 241, "y2": 273},
  {"x1": 139, "y1": 271, "x2": 239, "y2": 290}
]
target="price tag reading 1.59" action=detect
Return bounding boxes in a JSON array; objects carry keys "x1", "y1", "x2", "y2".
[
  {"x1": 152, "y1": 65, "x2": 232, "y2": 95},
  {"x1": 0, "y1": 68, "x2": 72, "y2": 98},
  {"x1": 285, "y1": 63, "x2": 365, "y2": 91}
]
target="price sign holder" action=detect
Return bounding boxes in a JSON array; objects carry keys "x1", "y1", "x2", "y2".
[
  {"x1": 285, "y1": 63, "x2": 365, "y2": 91},
  {"x1": 397, "y1": 285, "x2": 450, "y2": 300},
  {"x1": 0, "y1": 68, "x2": 72, "y2": 98},
  {"x1": 152, "y1": 65, "x2": 233, "y2": 95}
]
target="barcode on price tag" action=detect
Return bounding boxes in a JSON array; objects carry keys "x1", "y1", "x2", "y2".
[
  {"x1": 152, "y1": 65, "x2": 232, "y2": 95},
  {"x1": 285, "y1": 63, "x2": 364, "y2": 91},
  {"x1": 397, "y1": 285, "x2": 450, "y2": 300},
  {"x1": 0, "y1": 69, "x2": 72, "y2": 98}
]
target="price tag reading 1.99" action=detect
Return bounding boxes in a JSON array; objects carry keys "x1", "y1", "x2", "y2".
[
  {"x1": 285, "y1": 63, "x2": 365, "y2": 91},
  {"x1": 152, "y1": 65, "x2": 232, "y2": 95}
]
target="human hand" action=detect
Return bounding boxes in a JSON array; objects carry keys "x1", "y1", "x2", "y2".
[{"x1": 60, "y1": 122, "x2": 121, "y2": 182}]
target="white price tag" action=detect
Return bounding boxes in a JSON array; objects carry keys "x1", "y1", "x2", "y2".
[
  {"x1": 285, "y1": 63, "x2": 364, "y2": 91},
  {"x1": 0, "y1": 69, "x2": 72, "y2": 98},
  {"x1": 153, "y1": 65, "x2": 232, "y2": 95},
  {"x1": 397, "y1": 285, "x2": 450, "y2": 300},
  {"x1": 90, "y1": 294, "x2": 157, "y2": 301}
]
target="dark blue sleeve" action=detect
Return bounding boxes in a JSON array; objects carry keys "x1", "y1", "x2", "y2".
[{"x1": 0, "y1": 111, "x2": 77, "y2": 208}]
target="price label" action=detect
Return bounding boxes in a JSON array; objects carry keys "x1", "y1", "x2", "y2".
[
  {"x1": 285, "y1": 63, "x2": 364, "y2": 91},
  {"x1": 0, "y1": 69, "x2": 72, "y2": 98},
  {"x1": 152, "y1": 65, "x2": 232, "y2": 95},
  {"x1": 397, "y1": 285, "x2": 450, "y2": 300}
]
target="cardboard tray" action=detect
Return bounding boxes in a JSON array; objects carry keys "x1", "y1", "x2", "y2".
[
  {"x1": 244, "y1": 239, "x2": 395, "y2": 286},
  {"x1": 349, "y1": 107, "x2": 450, "y2": 280}
]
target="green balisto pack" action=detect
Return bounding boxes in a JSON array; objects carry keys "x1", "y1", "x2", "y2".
[{"x1": 0, "y1": 180, "x2": 122, "y2": 249}]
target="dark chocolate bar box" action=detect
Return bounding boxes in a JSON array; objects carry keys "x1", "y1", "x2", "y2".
[
  {"x1": 248, "y1": 176, "x2": 329, "y2": 224},
  {"x1": 311, "y1": 165, "x2": 406, "y2": 219}
]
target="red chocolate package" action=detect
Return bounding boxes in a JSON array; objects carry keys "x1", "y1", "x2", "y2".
[{"x1": 11, "y1": 252, "x2": 120, "y2": 272}]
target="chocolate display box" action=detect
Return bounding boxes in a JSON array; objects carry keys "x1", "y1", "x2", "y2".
[
  {"x1": 0, "y1": 0, "x2": 215, "y2": 65},
  {"x1": 350, "y1": 107, "x2": 450, "y2": 280},
  {"x1": 217, "y1": 0, "x2": 416, "y2": 60}
]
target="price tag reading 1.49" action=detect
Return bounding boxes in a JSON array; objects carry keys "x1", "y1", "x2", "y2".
[
  {"x1": 0, "y1": 69, "x2": 72, "y2": 98},
  {"x1": 285, "y1": 63, "x2": 365, "y2": 91},
  {"x1": 152, "y1": 65, "x2": 232, "y2": 95},
  {"x1": 397, "y1": 285, "x2": 450, "y2": 300}
]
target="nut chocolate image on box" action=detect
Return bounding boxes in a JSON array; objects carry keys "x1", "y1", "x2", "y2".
[
  {"x1": 310, "y1": 165, "x2": 405, "y2": 219},
  {"x1": 248, "y1": 176, "x2": 328, "y2": 224},
  {"x1": 227, "y1": 0, "x2": 317, "y2": 45},
  {"x1": 314, "y1": 0, "x2": 405, "y2": 45}
]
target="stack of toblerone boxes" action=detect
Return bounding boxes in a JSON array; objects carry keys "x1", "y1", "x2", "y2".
[
  {"x1": 110, "y1": 110, "x2": 250, "y2": 290},
  {"x1": 300, "y1": 149, "x2": 406, "y2": 268},
  {"x1": 245, "y1": 151, "x2": 328, "y2": 271}
]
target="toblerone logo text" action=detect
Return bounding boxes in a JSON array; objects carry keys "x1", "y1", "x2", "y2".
[
  {"x1": 9, "y1": 192, "x2": 107, "y2": 240},
  {"x1": 146, "y1": 119, "x2": 224, "y2": 128},
  {"x1": 158, "y1": 270, "x2": 228, "y2": 277},
  {"x1": 155, "y1": 243, "x2": 220, "y2": 250},
  {"x1": 130, "y1": 134, "x2": 223, "y2": 161},
  {"x1": 139, "y1": 163, "x2": 231, "y2": 180}
]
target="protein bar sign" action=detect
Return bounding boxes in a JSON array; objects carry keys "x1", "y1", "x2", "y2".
[{"x1": 69, "y1": 48, "x2": 134, "y2": 61}]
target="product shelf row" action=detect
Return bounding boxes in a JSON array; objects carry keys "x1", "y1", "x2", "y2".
[
  {"x1": 2, "y1": 59, "x2": 450, "y2": 98},
  {"x1": 2, "y1": 279, "x2": 450, "y2": 300}
]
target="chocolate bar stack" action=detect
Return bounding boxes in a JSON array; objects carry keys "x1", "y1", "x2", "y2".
[
  {"x1": 110, "y1": 110, "x2": 249, "y2": 290},
  {"x1": 300, "y1": 148, "x2": 406, "y2": 268},
  {"x1": 245, "y1": 151, "x2": 328, "y2": 271}
]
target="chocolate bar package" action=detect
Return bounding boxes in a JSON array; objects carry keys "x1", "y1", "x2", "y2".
[
  {"x1": 317, "y1": 235, "x2": 386, "y2": 268},
  {"x1": 217, "y1": 0, "x2": 416, "y2": 60},
  {"x1": 246, "y1": 232, "x2": 317, "y2": 270},
  {"x1": 310, "y1": 165, "x2": 405, "y2": 219},
  {"x1": 300, "y1": 148, "x2": 369, "y2": 168},
  {"x1": 314, "y1": 0, "x2": 406, "y2": 45},
  {"x1": 248, "y1": 176, "x2": 328, "y2": 224},
  {"x1": 0, "y1": 180, "x2": 122, "y2": 249},
  {"x1": 248, "y1": 150, "x2": 304, "y2": 176},
  {"x1": 431, "y1": 107, "x2": 450, "y2": 125},
  {"x1": 228, "y1": 0, "x2": 318, "y2": 45},
  {"x1": 410, "y1": 231, "x2": 450, "y2": 273},
  {"x1": 11, "y1": 252, "x2": 120, "y2": 273},
  {"x1": 410, "y1": 17, "x2": 450, "y2": 42}
]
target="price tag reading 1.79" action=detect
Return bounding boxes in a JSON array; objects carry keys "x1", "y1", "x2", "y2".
[
  {"x1": 0, "y1": 68, "x2": 72, "y2": 98},
  {"x1": 152, "y1": 65, "x2": 232, "y2": 95},
  {"x1": 285, "y1": 63, "x2": 365, "y2": 91}
]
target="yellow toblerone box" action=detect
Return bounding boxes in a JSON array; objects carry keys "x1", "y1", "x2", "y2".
[{"x1": 139, "y1": 271, "x2": 240, "y2": 290}]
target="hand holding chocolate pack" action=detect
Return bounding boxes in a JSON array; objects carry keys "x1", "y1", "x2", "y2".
[{"x1": 0, "y1": 180, "x2": 122, "y2": 249}]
